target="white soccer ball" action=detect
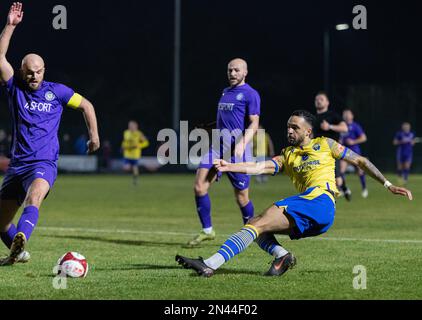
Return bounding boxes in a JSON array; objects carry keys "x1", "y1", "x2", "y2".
[{"x1": 56, "y1": 252, "x2": 89, "y2": 278}]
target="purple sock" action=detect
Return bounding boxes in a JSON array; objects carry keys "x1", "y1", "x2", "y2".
[
  {"x1": 195, "y1": 194, "x2": 212, "y2": 229},
  {"x1": 240, "y1": 201, "x2": 254, "y2": 224},
  {"x1": 1, "y1": 224, "x2": 17, "y2": 249},
  {"x1": 359, "y1": 174, "x2": 367, "y2": 189},
  {"x1": 17, "y1": 206, "x2": 39, "y2": 241}
]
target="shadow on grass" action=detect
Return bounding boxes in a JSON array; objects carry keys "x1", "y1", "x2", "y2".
[
  {"x1": 40, "y1": 234, "x2": 217, "y2": 248},
  {"x1": 94, "y1": 263, "x2": 263, "y2": 276}
]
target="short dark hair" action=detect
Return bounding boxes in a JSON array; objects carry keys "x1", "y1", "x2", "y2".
[
  {"x1": 291, "y1": 110, "x2": 316, "y2": 128},
  {"x1": 315, "y1": 91, "x2": 329, "y2": 100}
]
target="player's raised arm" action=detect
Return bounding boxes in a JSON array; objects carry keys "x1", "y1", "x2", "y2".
[
  {"x1": 76, "y1": 97, "x2": 100, "y2": 154},
  {"x1": 214, "y1": 155, "x2": 283, "y2": 176},
  {"x1": 327, "y1": 138, "x2": 413, "y2": 200},
  {"x1": 0, "y1": 2, "x2": 24, "y2": 84}
]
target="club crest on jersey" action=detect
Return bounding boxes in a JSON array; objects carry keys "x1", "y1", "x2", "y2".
[
  {"x1": 45, "y1": 91, "x2": 56, "y2": 101},
  {"x1": 236, "y1": 93, "x2": 244, "y2": 101},
  {"x1": 313, "y1": 143, "x2": 321, "y2": 151}
]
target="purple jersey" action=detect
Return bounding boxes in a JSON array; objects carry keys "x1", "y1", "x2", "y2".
[
  {"x1": 3, "y1": 77, "x2": 76, "y2": 164},
  {"x1": 340, "y1": 121, "x2": 365, "y2": 154},
  {"x1": 216, "y1": 83, "x2": 260, "y2": 133},
  {"x1": 395, "y1": 131, "x2": 415, "y2": 156}
]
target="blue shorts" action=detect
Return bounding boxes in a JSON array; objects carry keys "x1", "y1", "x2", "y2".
[
  {"x1": 274, "y1": 187, "x2": 336, "y2": 240},
  {"x1": 124, "y1": 158, "x2": 139, "y2": 166},
  {"x1": 0, "y1": 160, "x2": 57, "y2": 206},
  {"x1": 397, "y1": 152, "x2": 413, "y2": 164},
  {"x1": 198, "y1": 149, "x2": 250, "y2": 191}
]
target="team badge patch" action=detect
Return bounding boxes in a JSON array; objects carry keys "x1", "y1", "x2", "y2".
[
  {"x1": 313, "y1": 143, "x2": 321, "y2": 151},
  {"x1": 45, "y1": 91, "x2": 56, "y2": 101},
  {"x1": 236, "y1": 93, "x2": 244, "y2": 101}
]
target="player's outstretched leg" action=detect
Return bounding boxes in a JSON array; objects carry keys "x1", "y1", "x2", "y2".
[
  {"x1": 0, "y1": 199, "x2": 30, "y2": 265},
  {"x1": 177, "y1": 205, "x2": 295, "y2": 277},
  {"x1": 1, "y1": 179, "x2": 48, "y2": 265},
  {"x1": 187, "y1": 168, "x2": 217, "y2": 247}
]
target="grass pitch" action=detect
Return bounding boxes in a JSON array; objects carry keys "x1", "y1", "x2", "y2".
[{"x1": 0, "y1": 173, "x2": 421, "y2": 300}]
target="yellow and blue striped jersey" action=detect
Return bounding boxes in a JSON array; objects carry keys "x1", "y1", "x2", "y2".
[
  {"x1": 122, "y1": 130, "x2": 149, "y2": 160},
  {"x1": 273, "y1": 137, "x2": 347, "y2": 201}
]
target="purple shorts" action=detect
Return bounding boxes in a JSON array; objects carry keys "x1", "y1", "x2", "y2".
[
  {"x1": 198, "y1": 148, "x2": 251, "y2": 191},
  {"x1": 0, "y1": 160, "x2": 57, "y2": 206}
]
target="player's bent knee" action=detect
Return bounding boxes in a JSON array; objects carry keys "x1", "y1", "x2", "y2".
[{"x1": 194, "y1": 182, "x2": 209, "y2": 196}]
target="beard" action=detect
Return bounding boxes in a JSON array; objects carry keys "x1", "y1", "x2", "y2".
[{"x1": 287, "y1": 134, "x2": 304, "y2": 146}]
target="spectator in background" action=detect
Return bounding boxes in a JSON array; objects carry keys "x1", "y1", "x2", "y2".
[{"x1": 74, "y1": 134, "x2": 88, "y2": 155}]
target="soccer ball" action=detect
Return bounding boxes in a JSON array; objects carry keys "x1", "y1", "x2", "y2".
[{"x1": 56, "y1": 252, "x2": 89, "y2": 278}]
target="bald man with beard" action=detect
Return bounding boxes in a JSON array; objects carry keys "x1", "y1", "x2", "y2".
[
  {"x1": 0, "y1": 2, "x2": 100, "y2": 265},
  {"x1": 187, "y1": 58, "x2": 261, "y2": 247}
]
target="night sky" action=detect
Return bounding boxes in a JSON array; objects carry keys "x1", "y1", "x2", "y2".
[{"x1": 0, "y1": 0, "x2": 420, "y2": 166}]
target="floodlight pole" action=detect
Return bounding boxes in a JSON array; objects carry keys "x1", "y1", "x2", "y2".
[{"x1": 173, "y1": 0, "x2": 181, "y2": 131}]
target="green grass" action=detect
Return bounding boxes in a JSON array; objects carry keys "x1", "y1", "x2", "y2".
[{"x1": 0, "y1": 173, "x2": 421, "y2": 300}]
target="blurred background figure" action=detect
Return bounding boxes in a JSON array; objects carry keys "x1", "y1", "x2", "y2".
[
  {"x1": 74, "y1": 134, "x2": 88, "y2": 155},
  {"x1": 252, "y1": 125, "x2": 275, "y2": 183},
  {"x1": 60, "y1": 133, "x2": 73, "y2": 155},
  {"x1": 101, "y1": 139, "x2": 113, "y2": 171},
  {"x1": 0, "y1": 129, "x2": 10, "y2": 173},
  {"x1": 313, "y1": 92, "x2": 351, "y2": 201},
  {"x1": 340, "y1": 109, "x2": 368, "y2": 198},
  {"x1": 393, "y1": 122, "x2": 416, "y2": 185},
  {"x1": 121, "y1": 120, "x2": 149, "y2": 186}
]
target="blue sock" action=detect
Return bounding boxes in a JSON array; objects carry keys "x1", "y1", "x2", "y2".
[
  {"x1": 256, "y1": 233, "x2": 288, "y2": 258},
  {"x1": 17, "y1": 206, "x2": 39, "y2": 241},
  {"x1": 1, "y1": 224, "x2": 17, "y2": 249},
  {"x1": 217, "y1": 224, "x2": 259, "y2": 262},
  {"x1": 195, "y1": 194, "x2": 212, "y2": 229},
  {"x1": 240, "y1": 201, "x2": 254, "y2": 224},
  {"x1": 403, "y1": 169, "x2": 410, "y2": 182},
  {"x1": 359, "y1": 174, "x2": 366, "y2": 189}
]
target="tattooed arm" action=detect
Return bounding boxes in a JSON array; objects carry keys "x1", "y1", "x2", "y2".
[{"x1": 326, "y1": 138, "x2": 413, "y2": 200}]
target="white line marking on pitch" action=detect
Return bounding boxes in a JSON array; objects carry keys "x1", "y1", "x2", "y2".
[{"x1": 37, "y1": 226, "x2": 422, "y2": 245}]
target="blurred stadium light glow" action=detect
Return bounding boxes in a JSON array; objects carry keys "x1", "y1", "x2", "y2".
[{"x1": 336, "y1": 24, "x2": 350, "y2": 31}]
